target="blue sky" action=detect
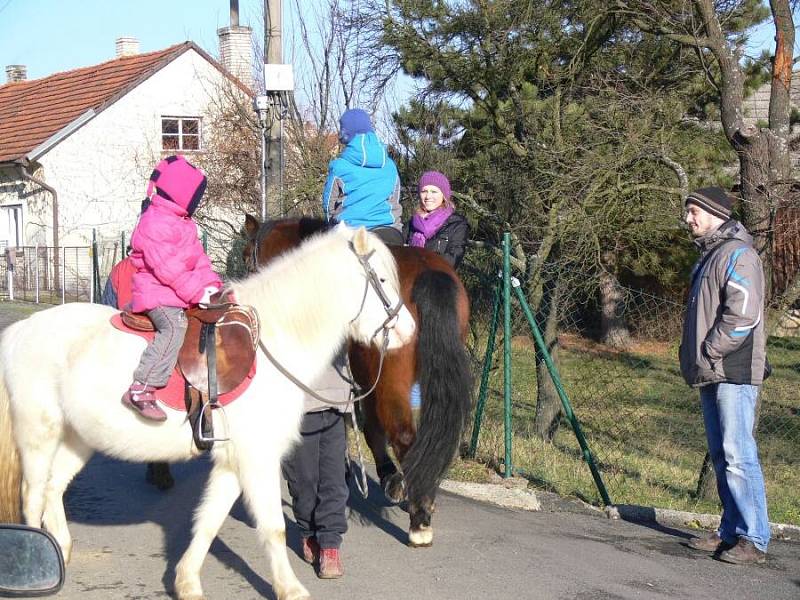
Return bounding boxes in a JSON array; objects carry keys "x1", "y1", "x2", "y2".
[
  {"x1": 0, "y1": 0, "x2": 265, "y2": 80},
  {"x1": 0, "y1": 0, "x2": 787, "y2": 87}
]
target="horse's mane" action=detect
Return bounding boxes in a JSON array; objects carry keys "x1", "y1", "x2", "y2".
[{"x1": 231, "y1": 225, "x2": 396, "y2": 360}]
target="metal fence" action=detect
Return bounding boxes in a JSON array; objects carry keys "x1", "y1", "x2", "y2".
[
  {"x1": 464, "y1": 240, "x2": 800, "y2": 525},
  {"x1": 0, "y1": 235, "x2": 156, "y2": 306},
  {"x1": 0, "y1": 246, "x2": 96, "y2": 304}
]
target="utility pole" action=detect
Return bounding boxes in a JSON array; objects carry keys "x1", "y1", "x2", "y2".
[{"x1": 263, "y1": 0, "x2": 283, "y2": 218}]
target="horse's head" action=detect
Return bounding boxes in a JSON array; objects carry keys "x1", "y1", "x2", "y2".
[
  {"x1": 242, "y1": 214, "x2": 330, "y2": 272},
  {"x1": 344, "y1": 225, "x2": 415, "y2": 351}
]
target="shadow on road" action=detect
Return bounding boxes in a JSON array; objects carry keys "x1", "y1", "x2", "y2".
[{"x1": 64, "y1": 452, "x2": 410, "y2": 597}]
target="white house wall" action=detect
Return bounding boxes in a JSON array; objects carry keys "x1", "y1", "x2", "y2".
[{"x1": 19, "y1": 50, "x2": 234, "y2": 252}]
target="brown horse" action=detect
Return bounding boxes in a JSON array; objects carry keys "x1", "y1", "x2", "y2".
[{"x1": 243, "y1": 215, "x2": 472, "y2": 546}]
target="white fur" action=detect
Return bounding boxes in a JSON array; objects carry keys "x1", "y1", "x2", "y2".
[{"x1": 0, "y1": 226, "x2": 414, "y2": 600}]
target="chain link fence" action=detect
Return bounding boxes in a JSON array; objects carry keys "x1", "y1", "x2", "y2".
[{"x1": 463, "y1": 247, "x2": 800, "y2": 526}]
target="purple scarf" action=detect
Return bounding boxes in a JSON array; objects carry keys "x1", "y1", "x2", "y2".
[{"x1": 410, "y1": 206, "x2": 454, "y2": 247}]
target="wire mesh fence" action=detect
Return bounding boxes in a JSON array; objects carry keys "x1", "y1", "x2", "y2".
[
  {"x1": 0, "y1": 232, "x2": 200, "y2": 306},
  {"x1": 463, "y1": 246, "x2": 800, "y2": 526},
  {"x1": 0, "y1": 246, "x2": 97, "y2": 304}
]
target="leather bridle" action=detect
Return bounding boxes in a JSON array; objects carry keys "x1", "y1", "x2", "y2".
[{"x1": 256, "y1": 237, "x2": 406, "y2": 407}]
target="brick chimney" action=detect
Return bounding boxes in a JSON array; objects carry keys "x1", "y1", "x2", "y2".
[
  {"x1": 5, "y1": 65, "x2": 27, "y2": 83},
  {"x1": 115, "y1": 37, "x2": 140, "y2": 58},
  {"x1": 217, "y1": 25, "x2": 253, "y2": 89}
]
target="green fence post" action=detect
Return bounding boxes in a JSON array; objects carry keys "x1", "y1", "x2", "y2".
[
  {"x1": 468, "y1": 274, "x2": 502, "y2": 458},
  {"x1": 202, "y1": 230, "x2": 208, "y2": 253},
  {"x1": 502, "y1": 233, "x2": 513, "y2": 478},
  {"x1": 511, "y1": 279, "x2": 612, "y2": 505}
]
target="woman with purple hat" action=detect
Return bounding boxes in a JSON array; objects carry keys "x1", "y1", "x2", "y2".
[
  {"x1": 403, "y1": 170, "x2": 469, "y2": 268},
  {"x1": 404, "y1": 170, "x2": 469, "y2": 415}
]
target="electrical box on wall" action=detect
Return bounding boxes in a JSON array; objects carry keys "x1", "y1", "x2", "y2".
[{"x1": 264, "y1": 64, "x2": 294, "y2": 91}]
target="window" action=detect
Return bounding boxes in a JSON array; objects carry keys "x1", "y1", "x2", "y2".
[
  {"x1": 161, "y1": 117, "x2": 201, "y2": 151},
  {"x1": 0, "y1": 204, "x2": 22, "y2": 248}
]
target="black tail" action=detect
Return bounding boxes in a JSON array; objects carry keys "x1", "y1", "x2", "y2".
[{"x1": 402, "y1": 270, "x2": 472, "y2": 503}]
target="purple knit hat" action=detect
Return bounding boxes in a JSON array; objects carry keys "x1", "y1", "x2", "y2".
[{"x1": 418, "y1": 171, "x2": 451, "y2": 201}]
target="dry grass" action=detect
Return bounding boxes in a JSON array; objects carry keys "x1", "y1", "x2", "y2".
[{"x1": 466, "y1": 332, "x2": 800, "y2": 525}]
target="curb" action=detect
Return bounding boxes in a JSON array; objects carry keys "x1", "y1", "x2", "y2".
[
  {"x1": 439, "y1": 478, "x2": 799, "y2": 544},
  {"x1": 440, "y1": 479, "x2": 542, "y2": 511},
  {"x1": 606, "y1": 504, "x2": 800, "y2": 542}
]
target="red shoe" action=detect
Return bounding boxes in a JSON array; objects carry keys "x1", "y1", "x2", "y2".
[
  {"x1": 318, "y1": 548, "x2": 343, "y2": 579},
  {"x1": 301, "y1": 537, "x2": 319, "y2": 564},
  {"x1": 122, "y1": 382, "x2": 167, "y2": 421}
]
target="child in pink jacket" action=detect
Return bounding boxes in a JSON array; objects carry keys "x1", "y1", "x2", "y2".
[{"x1": 122, "y1": 155, "x2": 222, "y2": 421}]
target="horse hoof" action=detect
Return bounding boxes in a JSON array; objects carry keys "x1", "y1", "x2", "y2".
[
  {"x1": 174, "y1": 573, "x2": 204, "y2": 600},
  {"x1": 383, "y1": 473, "x2": 406, "y2": 504},
  {"x1": 278, "y1": 586, "x2": 311, "y2": 600},
  {"x1": 408, "y1": 526, "x2": 434, "y2": 547}
]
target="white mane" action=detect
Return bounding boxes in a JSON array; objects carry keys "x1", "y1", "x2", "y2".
[{"x1": 229, "y1": 225, "x2": 398, "y2": 382}]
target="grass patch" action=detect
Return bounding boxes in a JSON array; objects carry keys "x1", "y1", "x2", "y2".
[
  {"x1": 467, "y1": 331, "x2": 800, "y2": 525},
  {"x1": 0, "y1": 300, "x2": 49, "y2": 325}
]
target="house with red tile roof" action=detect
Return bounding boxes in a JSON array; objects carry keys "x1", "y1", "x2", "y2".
[{"x1": 0, "y1": 32, "x2": 253, "y2": 256}]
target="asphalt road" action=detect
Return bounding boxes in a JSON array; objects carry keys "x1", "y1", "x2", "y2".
[
  {"x1": 54, "y1": 454, "x2": 800, "y2": 600},
  {"x1": 2, "y1": 302, "x2": 800, "y2": 600}
]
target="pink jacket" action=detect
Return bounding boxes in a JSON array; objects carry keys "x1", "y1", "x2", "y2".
[{"x1": 129, "y1": 195, "x2": 221, "y2": 313}]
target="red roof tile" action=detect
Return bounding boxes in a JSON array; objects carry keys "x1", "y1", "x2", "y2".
[{"x1": 0, "y1": 43, "x2": 194, "y2": 163}]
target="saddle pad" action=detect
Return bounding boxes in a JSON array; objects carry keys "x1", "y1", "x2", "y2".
[{"x1": 111, "y1": 314, "x2": 256, "y2": 410}]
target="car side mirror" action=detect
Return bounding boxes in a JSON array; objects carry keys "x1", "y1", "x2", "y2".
[{"x1": 0, "y1": 524, "x2": 64, "y2": 597}]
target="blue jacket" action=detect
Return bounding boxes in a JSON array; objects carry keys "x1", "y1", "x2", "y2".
[{"x1": 322, "y1": 132, "x2": 402, "y2": 231}]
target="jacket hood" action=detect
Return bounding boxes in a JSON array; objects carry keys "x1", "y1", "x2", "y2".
[
  {"x1": 147, "y1": 155, "x2": 207, "y2": 216},
  {"x1": 695, "y1": 219, "x2": 752, "y2": 252},
  {"x1": 339, "y1": 132, "x2": 391, "y2": 169}
]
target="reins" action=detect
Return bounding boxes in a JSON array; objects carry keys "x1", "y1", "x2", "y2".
[
  {"x1": 255, "y1": 238, "x2": 404, "y2": 408},
  {"x1": 258, "y1": 333, "x2": 389, "y2": 406}
]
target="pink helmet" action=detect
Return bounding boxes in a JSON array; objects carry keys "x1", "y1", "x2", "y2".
[{"x1": 146, "y1": 155, "x2": 207, "y2": 216}]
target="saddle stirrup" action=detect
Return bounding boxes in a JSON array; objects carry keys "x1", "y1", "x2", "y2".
[{"x1": 196, "y1": 400, "x2": 230, "y2": 444}]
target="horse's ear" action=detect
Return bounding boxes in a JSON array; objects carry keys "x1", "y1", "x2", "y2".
[
  {"x1": 244, "y1": 214, "x2": 260, "y2": 239},
  {"x1": 352, "y1": 226, "x2": 370, "y2": 256}
]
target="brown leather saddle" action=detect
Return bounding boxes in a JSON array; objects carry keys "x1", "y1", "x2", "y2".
[{"x1": 122, "y1": 302, "x2": 259, "y2": 450}]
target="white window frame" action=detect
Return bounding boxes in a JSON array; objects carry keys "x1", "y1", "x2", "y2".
[
  {"x1": 161, "y1": 116, "x2": 202, "y2": 152},
  {"x1": 0, "y1": 204, "x2": 23, "y2": 248}
]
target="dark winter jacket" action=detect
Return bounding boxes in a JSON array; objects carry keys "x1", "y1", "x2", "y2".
[
  {"x1": 679, "y1": 219, "x2": 768, "y2": 387},
  {"x1": 403, "y1": 212, "x2": 469, "y2": 268}
]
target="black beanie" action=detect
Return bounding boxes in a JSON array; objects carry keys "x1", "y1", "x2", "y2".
[{"x1": 685, "y1": 187, "x2": 733, "y2": 220}]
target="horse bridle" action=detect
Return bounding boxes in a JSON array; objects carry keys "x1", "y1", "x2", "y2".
[{"x1": 257, "y1": 239, "x2": 406, "y2": 407}]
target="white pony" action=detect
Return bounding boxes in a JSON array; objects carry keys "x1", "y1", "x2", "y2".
[{"x1": 0, "y1": 225, "x2": 414, "y2": 600}]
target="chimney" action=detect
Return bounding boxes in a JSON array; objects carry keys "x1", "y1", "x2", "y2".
[
  {"x1": 5, "y1": 65, "x2": 27, "y2": 83},
  {"x1": 115, "y1": 37, "x2": 140, "y2": 58},
  {"x1": 217, "y1": 25, "x2": 253, "y2": 89}
]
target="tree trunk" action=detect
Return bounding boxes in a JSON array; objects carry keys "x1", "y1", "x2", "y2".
[
  {"x1": 534, "y1": 268, "x2": 565, "y2": 441},
  {"x1": 695, "y1": 452, "x2": 718, "y2": 501},
  {"x1": 735, "y1": 132, "x2": 774, "y2": 298},
  {"x1": 599, "y1": 251, "x2": 631, "y2": 349}
]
